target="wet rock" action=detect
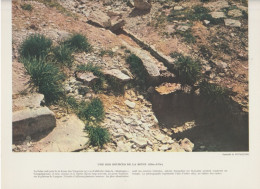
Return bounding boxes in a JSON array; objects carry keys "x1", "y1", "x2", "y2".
[
  {"x1": 88, "y1": 10, "x2": 111, "y2": 28},
  {"x1": 134, "y1": 0, "x2": 152, "y2": 10},
  {"x1": 13, "y1": 107, "x2": 56, "y2": 141},
  {"x1": 228, "y1": 9, "x2": 242, "y2": 17},
  {"x1": 75, "y1": 71, "x2": 99, "y2": 85},
  {"x1": 224, "y1": 19, "x2": 241, "y2": 27},
  {"x1": 210, "y1": 12, "x2": 226, "y2": 19},
  {"x1": 179, "y1": 138, "x2": 194, "y2": 152},
  {"x1": 124, "y1": 100, "x2": 136, "y2": 109}
]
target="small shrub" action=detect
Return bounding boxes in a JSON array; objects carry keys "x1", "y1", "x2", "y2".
[
  {"x1": 199, "y1": 80, "x2": 230, "y2": 104},
  {"x1": 19, "y1": 34, "x2": 52, "y2": 59},
  {"x1": 21, "y1": 3, "x2": 33, "y2": 11},
  {"x1": 86, "y1": 125, "x2": 110, "y2": 148},
  {"x1": 174, "y1": 55, "x2": 201, "y2": 85},
  {"x1": 66, "y1": 96, "x2": 79, "y2": 110},
  {"x1": 126, "y1": 54, "x2": 147, "y2": 87},
  {"x1": 64, "y1": 34, "x2": 91, "y2": 53},
  {"x1": 22, "y1": 58, "x2": 65, "y2": 104},
  {"x1": 77, "y1": 98, "x2": 105, "y2": 122},
  {"x1": 52, "y1": 44, "x2": 74, "y2": 67}
]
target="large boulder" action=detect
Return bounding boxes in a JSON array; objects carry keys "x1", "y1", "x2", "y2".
[
  {"x1": 13, "y1": 107, "x2": 56, "y2": 141},
  {"x1": 134, "y1": 0, "x2": 152, "y2": 10},
  {"x1": 88, "y1": 10, "x2": 111, "y2": 28}
]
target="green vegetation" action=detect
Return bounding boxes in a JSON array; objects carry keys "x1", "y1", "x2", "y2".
[
  {"x1": 174, "y1": 29, "x2": 196, "y2": 44},
  {"x1": 22, "y1": 58, "x2": 65, "y2": 104},
  {"x1": 99, "y1": 49, "x2": 114, "y2": 57},
  {"x1": 77, "y1": 98, "x2": 105, "y2": 122},
  {"x1": 52, "y1": 44, "x2": 74, "y2": 67},
  {"x1": 170, "y1": 52, "x2": 183, "y2": 59},
  {"x1": 85, "y1": 125, "x2": 110, "y2": 148},
  {"x1": 64, "y1": 34, "x2": 92, "y2": 53},
  {"x1": 174, "y1": 55, "x2": 201, "y2": 85},
  {"x1": 19, "y1": 34, "x2": 52, "y2": 59},
  {"x1": 126, "y1": 54, "x2": 147, "y2": 87},
  {"x1": 21, "y1": 3, "x2": 33, "y2": 11},
  {"x1": 199, "y1": 80, "x2": 230, "y2": 104}
]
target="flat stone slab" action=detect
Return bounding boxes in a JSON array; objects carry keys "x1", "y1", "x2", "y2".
[
  {"x1": 13, "y1": 107, "x2": 56, "y2": 141},
  {"x1": 88, "y1": 10, "x2": 111, "y2": 28},
  {"x1": 104, "y1": 69, "x2": 131, "y2": 82},
  {"x1": 122, "y1": 41, "x2": 160, "y2": 78},
  {"x1": 224, "y1": 19, "x2": 241, "y2": 27},
  {"x1": 13, "y1": 93, "x2": 44, "y2": 111},
  {"x1": 228, "y1": 9, "x2": 242, "y2": 17},
  {"x1": 32, "y1": 114, "x2": 88, "y2": 152},
  {"x1": 124, "y1": 100, "x2": 136, "y2": 109},
  {"x1": 76, "y1": 71, "x2": 99, "y2": 85},
  {"x1": 210, "y1": 12, "x2": 226, "y2": 19}
]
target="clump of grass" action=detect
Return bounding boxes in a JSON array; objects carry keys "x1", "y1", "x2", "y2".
[
  {"x1": 52, "y1": 44, "x2": 74, "y2": 67},
  {"x1": 174, "y1": 55, "x2": 201, "y2": 86},
  {"x1": 64, "y1": 34, "x2": 92, "y2": 53},
  {"x1": 21, "y1": 3, "x2": 33, "y2": 11},
  {"x1": 85, "y1": 125, "x2": 110, "y2": 148},
  {"x1": 22, "y1": 58, "x2": 65, "y2": 104},
  {"x1": 170, "y1": 52, "x2": 183, "y2": 59},
  {"x1": 99, "y1": 50, "x2": 114, "y2": 57},
  {"x1": 199, "y1": 80, "x2": 230, "y2": 104},
  {"x1": 77, "y1": 98, "x2": 105, "y2": 122},
  {"x1": 126, "y1": 54, "x2": 147, "y2": 87},
  {"x1": 19, "y1": 34, "x2": 52, "y2": 59},
  {"x1": 106, "y1": 76, "x2": 125, "y2": 95}
]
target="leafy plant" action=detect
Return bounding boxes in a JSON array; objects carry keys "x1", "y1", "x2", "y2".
[
  {"x1": 199, "y1": 80, "x2": 230, "y2": 104},
  {"x1": 22, "y1": 58, "x2": 65, "y2": 104},
  {"x1": 64, "y1": 34, "x2": 92, "y2": 53},
  {"x1": 52, "y1": 44, "x2": 74, "y2": 67},
  {"x1": 21, "y1": 3, "x2": 33, "y2": 11},
  {"x1": 77, "y1": 98, "x2": 105, "y2": 122},
  {"x1": 85, "y1": 125, "x2": 110, "y2": 148},
  {"x1": 174, "y1": 55, "x2": 201, "y2": 85},
  {"x1": 19, "y1": 34, "x2": 52, "y2": 59}
]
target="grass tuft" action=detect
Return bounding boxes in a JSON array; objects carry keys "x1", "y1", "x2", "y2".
[
  {"x1": 22, "y1": 58, "x2": 65, "y2": 104},
  {"x1": 19, "y1": 34, "x2": 52, "y2": 60},
  {"x1": 21, "y1": 3, "x2": 33, "y2": 11},
  {"x1": 174, "y1": 55, "x2": 201, "y2": 86},
  {"x1": 52, "y1": 44, "x2": 74, "y2": 67},
  {"x1": 85, "y1": 125, "x2": 110, "y2": 148},
  {"x1": 64, "y1": 34, "x2": 92, "y2": 53}
]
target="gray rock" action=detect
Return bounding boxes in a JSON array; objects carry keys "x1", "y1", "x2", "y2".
[
  {"x1": 103, "y1": 69, "x2": 131, "y2": 82},
  {"x1": 176, "y1": 25, "x2": 191, "y2": 32},
  {"x1": 228, "y1": 9, "x2": 242, "y2": 17},
  {"x1": 76, "y1": 71, "x2": 99, "y2": 85},
  {"x1": 131, "y1": 137, "x2": 147, "y2": 148},
  {"x1": 116, "y1": 141, "x2": 132, "y2": 152},
  {"x1": 159, "y1": 145, "x2": 170, "y2": 151},
  {"x1": 204, "y1": 20, "x2": 210, "y2": 25},
  {"x1": 134, "y1": 0, "x2": 152, "y2": 10},
  {"x1": 174, "y1": 6, "x2": 184, "y2": 11},
  {"x1": 214, "y1": 60, "x2": 228, "y2": 69},
  {"x1": 13, "y1": 107, "x2": 56, "y2": 141},
  {"x1": 124, "y1": 100, "x2": 136, "y2": 109},
  {"x1": 224, "y1": 19, "x2": 241, "y2": 27},
  {"x1": 110, "y1": 17, "x2": 126, "y2": 32},
  {"x1": 179, "y1": 138, "x2": 194, "y2": 152},
  {"x1": 210, "y1": 12, "x2": 226, "y2": 19}
]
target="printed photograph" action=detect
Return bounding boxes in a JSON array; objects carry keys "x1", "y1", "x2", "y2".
[{"x1": 12, "y1": 0, "x2": 248, "y2": 152}]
